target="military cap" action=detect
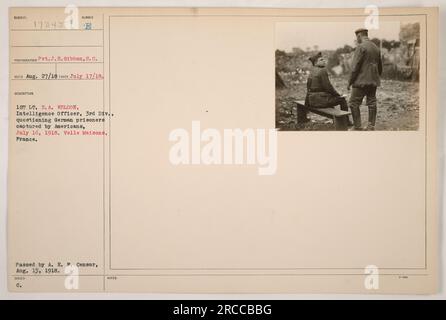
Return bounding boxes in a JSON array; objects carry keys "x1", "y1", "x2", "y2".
[
  {"x1": 308, "y1": 52, "x2": 322, "y2": 65},
  {"x1": 354, "y1": 28, "x2": 368, "y2": 35}
]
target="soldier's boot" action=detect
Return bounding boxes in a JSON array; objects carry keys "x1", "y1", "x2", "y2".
[
  {"x1": 366, "y1": 107, "x2": 377, "y2": 131},
  {"x1": 349, "y1": 106, "x2": 362, "y2": 131}
]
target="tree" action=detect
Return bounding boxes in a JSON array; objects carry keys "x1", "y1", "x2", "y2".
[
  {"x1": 371, "y1": 37, "x2": 381, "y2": 47},
  {"x1": 399, "y1": 22, "x2": 420, "y2": 42},
  {"x1": 275, "y1": 49, "x2": 287, "y2": 57}
]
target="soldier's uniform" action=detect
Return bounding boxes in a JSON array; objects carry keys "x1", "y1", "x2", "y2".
[
  {"x1": 348, "y1": 28, "x2": 383, "y2": 130},
  {"x1": 306, "y1": 66, "x2": 348, "y2": 111},
  {"x1": 301, "y1": 52, "x2": 349, "y2": 122}
]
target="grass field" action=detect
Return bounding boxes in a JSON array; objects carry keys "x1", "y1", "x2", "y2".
[{"x1": 276, "y1": 75, "x2": 419, "y2": 131}]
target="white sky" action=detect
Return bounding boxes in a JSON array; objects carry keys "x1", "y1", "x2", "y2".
[{"x1": 276, "y1": 21, "x2": 402, "y2": 51}]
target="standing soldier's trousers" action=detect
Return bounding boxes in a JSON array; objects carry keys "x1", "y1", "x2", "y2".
[{"x1": 349, "y1": 85, "x2": 377, "y2": 130}]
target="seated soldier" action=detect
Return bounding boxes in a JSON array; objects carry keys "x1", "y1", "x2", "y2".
[{"x1": 300, "y1": 52, "x2": 351, "y2": 125}]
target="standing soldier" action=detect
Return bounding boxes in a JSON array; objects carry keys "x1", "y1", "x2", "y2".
[{"x1": 348, "y1": 28, "x2": 383, "y2": 130}]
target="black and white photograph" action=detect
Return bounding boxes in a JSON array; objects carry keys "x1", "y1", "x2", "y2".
[{"x1": 275, "y1": 21, "x2": 421, "y2": 131}]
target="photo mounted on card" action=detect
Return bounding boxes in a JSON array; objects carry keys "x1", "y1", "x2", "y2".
[{"x1": 8, "y1": 7, "x2": 438, "y2": 294}]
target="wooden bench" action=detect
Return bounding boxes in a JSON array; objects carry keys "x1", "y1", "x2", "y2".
[{"x1": 295, "y1": 100, "x2": 351, "y2": 131}]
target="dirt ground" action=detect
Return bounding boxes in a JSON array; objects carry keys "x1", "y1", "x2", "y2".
[{"x1": 276, "y1": 76, "x2": 420, "y2": 131}]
